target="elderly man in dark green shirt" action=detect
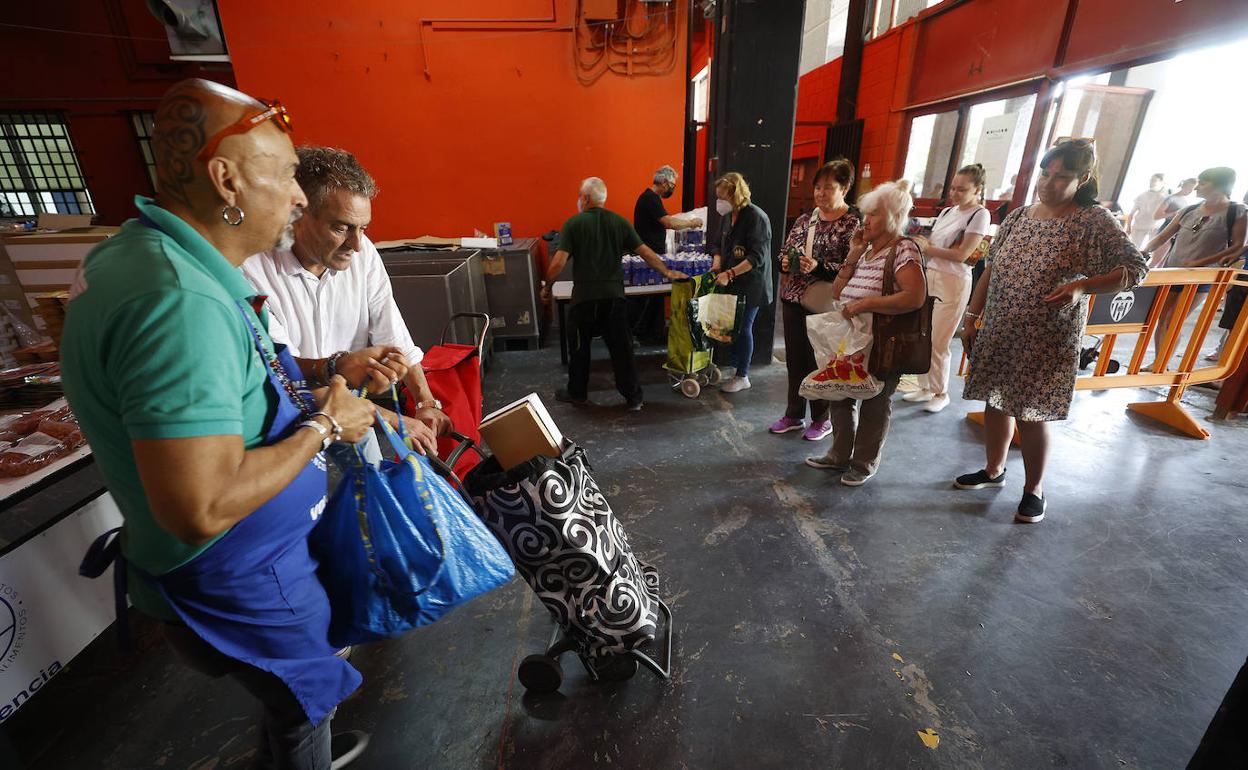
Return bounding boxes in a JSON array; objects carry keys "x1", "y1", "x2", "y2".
[{"x1": 541, "y1": 177, "x2": 684, "y2": 411}]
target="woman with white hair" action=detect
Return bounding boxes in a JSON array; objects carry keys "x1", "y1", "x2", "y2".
[{"x1": 804, "y1": 180, "x2": 927, "y2": 486}]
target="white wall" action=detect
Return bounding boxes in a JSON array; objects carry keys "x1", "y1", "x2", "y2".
[
  {"x1": 799, "y1": 0, "x2": 852, "y2": 76},
  {"x1": 1117, "y1": 36, "x2": 1248, "y2": 208}
]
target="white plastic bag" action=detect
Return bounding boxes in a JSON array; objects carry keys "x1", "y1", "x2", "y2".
[{"x1": 799, "y1": 303, "x2": 884, "y2": 401}]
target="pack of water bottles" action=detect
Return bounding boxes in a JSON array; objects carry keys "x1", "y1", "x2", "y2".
[{"x1": 622, "y1": 249, "x2": 714, "y2": 287}]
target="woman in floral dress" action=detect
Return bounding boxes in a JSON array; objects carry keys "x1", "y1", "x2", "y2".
[{"x1": 955, "y1": 140, "x2": 1149, "y2": 523}]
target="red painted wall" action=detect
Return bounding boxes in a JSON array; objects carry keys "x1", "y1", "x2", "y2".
[
  {"x1": 218, "y1": 0, "x2": 689, "y2": 242},
  {"x1": 854, "y1": 25, "x2": 916, "y2": 182},
  {"x1": 691, "y1": 17, "x2": 713, "y2": 209},
  {"x1": 793, "y1": 0, "x2": 1246, "y2": 193},
  {"x1": 1062, "y1": 0, "x2": 1248, "y2": 74},
  {"x1": 0, "y1": 1, "x2": 235, "y2": 225},
  {"x1": 908, "y1": 0, "x2": 1063, "y2": 107}
]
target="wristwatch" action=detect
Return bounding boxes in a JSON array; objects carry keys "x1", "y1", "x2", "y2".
[{"x1": 415, "y1": 399, "x2": 443, "y2": 411}]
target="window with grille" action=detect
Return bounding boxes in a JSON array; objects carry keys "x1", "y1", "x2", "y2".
[
  {"x1": 130, "y1": 111, "x2": 157, "y2": 192},
  {"x1": 0, "y1": 112, "x2": 94, "y2": 219}
]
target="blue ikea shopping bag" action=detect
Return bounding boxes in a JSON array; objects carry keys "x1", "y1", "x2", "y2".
[{"x1": 310, "y1": 414, "x2": 514, "y2": 648}]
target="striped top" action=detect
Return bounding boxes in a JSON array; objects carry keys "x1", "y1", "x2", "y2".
[{"x1": 841, "y1": 238, "x2": 922, "y2": 302}]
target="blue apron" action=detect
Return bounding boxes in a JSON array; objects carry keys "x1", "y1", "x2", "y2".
[{"x1": 81, "y1": 230, "x2": 360, "y2": 725}]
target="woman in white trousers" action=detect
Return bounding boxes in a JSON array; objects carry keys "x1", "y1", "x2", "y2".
[{"x1": 909, "y1": 164, "x2": 991, "y2": 413}]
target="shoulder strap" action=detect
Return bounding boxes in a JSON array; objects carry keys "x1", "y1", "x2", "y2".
[
  {"x1": 882, "y1": 237, "x2": 927, "y2": 297},
  {"x1": 1227, "y1": 202, "x2": 1243, "y2": 247}
]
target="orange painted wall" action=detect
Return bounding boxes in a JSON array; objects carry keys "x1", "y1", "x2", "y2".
[{"x1": 217, "y1": 0, "x2": 689, "y2": 243}]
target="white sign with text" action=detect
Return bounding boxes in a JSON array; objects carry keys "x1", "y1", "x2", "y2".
[
  {"x1": 974, "y1": 112, "x2": 1018, "y2": 193},
  {"x1": 0, "y1": 493, "x2": 122, "y2": 723}
]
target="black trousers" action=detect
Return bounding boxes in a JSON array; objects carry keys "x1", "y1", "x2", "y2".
[
  {"x1": 781, "y1": 300, "x2": 830, "y2": 422},
  {"x1": 567, "y1": 298, "x2": 642, "y2": 404},
  {"x1": 162, "y1": 622, "x2": 333, "y2": 769}
]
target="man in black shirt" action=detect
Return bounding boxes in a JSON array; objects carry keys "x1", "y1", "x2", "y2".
[
  {"x1": 633, "y1": 165, "x2": 702, "y2": 254},
  {"x1": 631, "y1": 165, "x2": 702, "y2": 341},
  {"x1": 543, "y1": 177, "x2": 685, "y2": 411}
]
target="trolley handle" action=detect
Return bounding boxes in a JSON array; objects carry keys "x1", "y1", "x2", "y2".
[{"x1": 439, "y1": 312, "x2": 492, "y2": 358}]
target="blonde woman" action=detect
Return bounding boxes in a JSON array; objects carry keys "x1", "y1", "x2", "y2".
[{"x1": 711, "y1": 172, "x2": 773, "y2": 393}]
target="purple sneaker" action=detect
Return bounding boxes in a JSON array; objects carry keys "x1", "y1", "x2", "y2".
[
  {"x1": 802, "y1": 420, "x2": 832, "y2": 441},
  {"x1": 769, "y1": 416, "x2": 805, "y2": 434}
]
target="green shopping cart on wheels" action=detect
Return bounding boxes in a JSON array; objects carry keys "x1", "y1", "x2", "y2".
[{"x1": 665, "y1": 272, "x2": 746, "y2": 398}]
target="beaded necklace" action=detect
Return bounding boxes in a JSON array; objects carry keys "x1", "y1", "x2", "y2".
[{"x1": 241, "y1": 302, "x2": 317, "y2": 415}]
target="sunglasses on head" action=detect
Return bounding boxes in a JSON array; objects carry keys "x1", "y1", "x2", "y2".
[{"x1": 197, "y1": 100, "x2": 293, "y2": 163}]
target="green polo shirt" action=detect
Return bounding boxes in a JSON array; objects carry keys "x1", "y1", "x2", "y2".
[
  {"x1": 557, "y1": 207, "x2": 644, "y2": 305},
  {"x1": 60, "y1": 196, "x2": 277, "y2": 618}
]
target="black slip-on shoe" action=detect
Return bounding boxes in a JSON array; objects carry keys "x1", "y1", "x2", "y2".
[
  {"x1": 954, "y1": 469, "x2": 1007, "y2": 490},
  {"x1": 1015, "y1": 492, "x2": 1046, "y2": 523}
]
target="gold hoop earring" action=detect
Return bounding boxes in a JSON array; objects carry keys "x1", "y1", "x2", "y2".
[{"x1": 222, "y1": 205, "x2": 245, "y2": 226}]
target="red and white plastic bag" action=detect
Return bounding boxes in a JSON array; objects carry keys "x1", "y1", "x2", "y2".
[{"x1": 799, "y1": 303, "x2": 884, "y2": 401}]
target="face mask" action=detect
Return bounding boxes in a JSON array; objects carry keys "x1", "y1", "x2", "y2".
[
  {"x1": 715, "y1": 199, "x2": 733, "y2": 216},
  {"x1": 661, "y1": 185, "x2": 674, "y2": 199}
]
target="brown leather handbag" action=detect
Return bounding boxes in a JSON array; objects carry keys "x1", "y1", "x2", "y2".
[{"x1": 869, "y1": 237, "x2": 934, "y2": 378}]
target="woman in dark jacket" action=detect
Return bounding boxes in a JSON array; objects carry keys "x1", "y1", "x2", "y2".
[{"x1": 712, "y1": 172, "x2": 773, "y2": 393}]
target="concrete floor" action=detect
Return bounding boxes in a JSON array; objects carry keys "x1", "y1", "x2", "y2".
[{"x1": 5, "y1": 338, "x2": 1248, "y2": 769}]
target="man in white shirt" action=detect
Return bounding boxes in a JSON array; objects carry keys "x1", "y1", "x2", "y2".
[
  {"x1": 243, "y1": 146, "x2": 448, "y2": 451},
  {"x1": 1126, "y1": 173, "x2": 1166, "y2": 247}
]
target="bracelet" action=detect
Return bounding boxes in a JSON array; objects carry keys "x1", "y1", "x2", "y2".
[
  {"x1": 727, "y1": 268, "x2": 737, "y2": 280},
  {"x1": 964, "y1": 311, "x2": 981, "y2": 319},
  {"x1": 325, "y1": 351, "x2": 349, "y2": 381},
  {"x1": 310, "y1": 411, "x2": 344, "y2": 442},
  {"x1": 298, "y1": 419, "x2": 333, "y2": 451}
]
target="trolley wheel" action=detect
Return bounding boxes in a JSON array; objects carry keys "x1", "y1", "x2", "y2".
[
  {"x1": 680, "y1": 378, "x2": 701, "y2": 398},
  {"x1": 707, "y1": 366, "x2": 723, "y2": 385},
  {"x1": 591, "y1": 654, "x2": 639, "y2": 683},
  {"x1": 518, "y1": 654, "x2": 564, "y2": 693}
]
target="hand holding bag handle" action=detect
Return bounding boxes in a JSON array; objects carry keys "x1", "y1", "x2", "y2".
[{"x1": 868, "y1": 237, "x2": 936, "y2": 378}]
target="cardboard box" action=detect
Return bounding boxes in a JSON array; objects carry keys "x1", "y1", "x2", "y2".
[{"x1": 478, "y1": 393, "x2": 563, "y2": 471}]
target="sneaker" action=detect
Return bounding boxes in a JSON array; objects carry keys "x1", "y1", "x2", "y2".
[
  {"x1": 330, "y1": 731, "x2": 370, "y2": 769},
  {"x1": 721, "y1": 376, "x2": 751, "y2": 393},
  {"x1": 769, "y1": 416, "x2": 805, "y2": 434},
  {"x1": 840, "y1": 468, "x2": 875, "y2": 486},
  {"x1": 804, "y1": 455, "x2": 847, "y2": 470},
  {"x1": 1206, "y1": 332, "x2": 1228, "y2": 361},
  {"x1": 923, "y1": 394, "x2": 950, "y2": 413},
  {"x1": 626, "y1": 399, "x2": 644, "y2": 412},
  {"x1": 802, "y1": 420, "x2": 833, "y2": 440},
  {"x1": 554, "y1": 388, "x2": 588, "y2": 405},
  {"x1": 954, "y1": 469, "x2": 1006, "y2": 489},
  {"x1": 1015, "y1": 492, "x2": 1046, "y2": 523},
  {"x1": 719, "y1": 366, "x2": 737, "y2": 379},
  {"x1": 903, "y1": 389, "x2": 934, "y2": 403}
]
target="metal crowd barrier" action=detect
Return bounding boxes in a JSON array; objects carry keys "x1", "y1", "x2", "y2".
[{"x1": 963, "y1": 266, "x2": 1248, "y2": 440}]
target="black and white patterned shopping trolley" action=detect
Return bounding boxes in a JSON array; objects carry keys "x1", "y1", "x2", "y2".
[{"x1": 459, "y1": 439, "x2": 673, "y2": 693}]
